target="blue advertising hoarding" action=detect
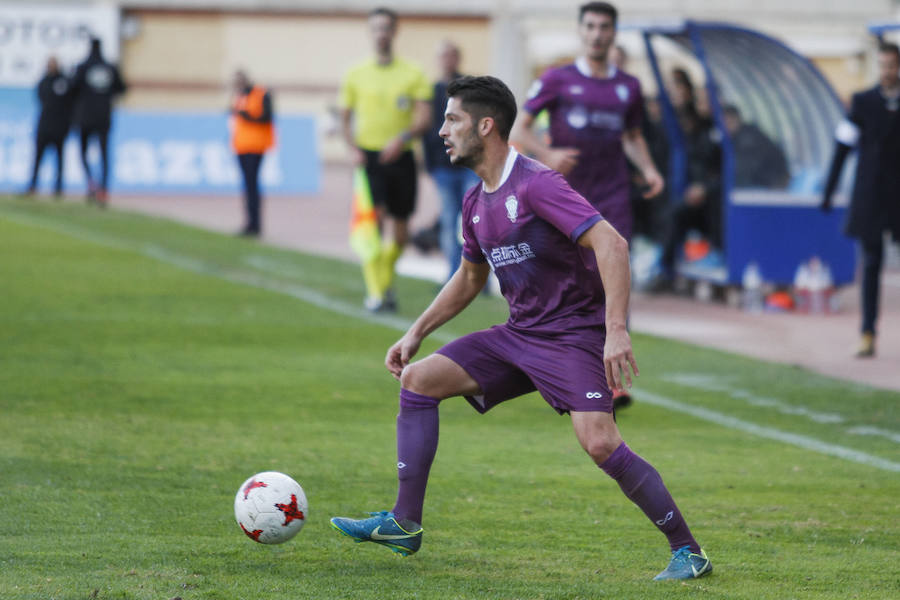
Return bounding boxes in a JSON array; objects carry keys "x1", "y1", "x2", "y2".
[{"x1": 0, "y1": 93, "x2": 320, "y2": 195}]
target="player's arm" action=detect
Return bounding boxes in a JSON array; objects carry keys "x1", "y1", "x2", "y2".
[
  {"x1": 822, "y1": 96, "x2": 861, "y2": 211},
  {"x1": 340, "y1": 107, "x2": 365, "y2": 166},
  {"x1": 577, "y1": 220, "x2": 639, "y2": 390},
  {"x1": 622, "y1": 127, "x2": 664, "y2": 198},
  {"x1": 510, "y1": 111, "x2": 579, "y2": 176},
  {"x1": 380, "y1": 99, "x2": 431, "y2": 164},
  {"x1": 385, "y1": 258, "x2": 490, "y2": 379}
]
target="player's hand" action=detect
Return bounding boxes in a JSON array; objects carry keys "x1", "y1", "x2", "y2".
[
  {"x1": 350, "y1": 147, "x2": 366, "y2": 167},
  {"x1": 641, "y1": 168, "x2": 665, "y2": 198},
  {"x1": 541, "y1": 147, "x2": 580, "y2": 176},
  {"x1": 386, "y1": 334, "x2": 422, "y2": 380},
  {"x1": 379, "y1": 136, "x2": 406, "y2": 165},
  {"x1": 603, "y1": 327, "x2": 639, "y2": 390},
  {"x1": 684, "y1": 183, "x2": 706, "y2": 206}
]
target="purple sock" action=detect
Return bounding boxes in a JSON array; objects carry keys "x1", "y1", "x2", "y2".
[
  {"x1": 600, "y1": 442, "x2": 700, "y2": 553},
  {"x1": 391, "y1": 388, "x2": 440, "y2": 525}
]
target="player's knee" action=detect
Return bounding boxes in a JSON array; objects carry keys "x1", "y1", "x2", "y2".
[
  {"x1": 399, "y1": 362, "x2": 437, "y2": 397},
  {"x1": 583, "y1": 435, "x2": 622, "y2": 464}
]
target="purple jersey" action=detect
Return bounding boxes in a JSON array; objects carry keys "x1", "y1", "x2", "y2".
[
  {"x1": 461, "y1": 150, "x2": 606, "y2": 332},
  {"x1": 523, "y1": 59, "x2": 642, "y2": 240}
]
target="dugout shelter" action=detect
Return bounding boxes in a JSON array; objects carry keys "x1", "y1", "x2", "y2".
[{"x1": 636, "y1": 20, "x2": 856, "y2": 287}]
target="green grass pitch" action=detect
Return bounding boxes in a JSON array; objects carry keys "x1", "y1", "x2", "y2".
[{"x1": 1, "y1": 197, "x2": 898, "y2": 600}]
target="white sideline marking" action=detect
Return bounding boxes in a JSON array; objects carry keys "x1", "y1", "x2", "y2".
[
  {"x1": 4, "y1": 209, "x2": 898, "y2": 472},
  {"x1": 663, "y1": 372, "x2": 900, "y2": 445},
  {"x1": 0, "y1": 210, "x2": 456, "y2": 344},
  {"x1": 635, "y1": 389, "x2": 900, "y2": 472},
  {"x1": 144, "y1": 246, "x2": 457, "y2": 344},
  {"x1": 847, "y1": 427, "x2": 900, "y2": 444},
  {"x1": 663, "y1": 373, "x2": 846, "y2": 424}
]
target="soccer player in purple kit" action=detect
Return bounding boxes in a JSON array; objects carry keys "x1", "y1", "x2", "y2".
[
  {"x1": 330, "y1": 75, "x2": 712, "y2": 581},
  {"x1": 511, "y1": 2, "x2": 664, "y2": 410}
]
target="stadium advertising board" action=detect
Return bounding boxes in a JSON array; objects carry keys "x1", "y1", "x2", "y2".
[
  {"x1": 0, "y1": 2, "x2": 119, "y2": 88},
  {"x1": 0, "y1": 105, "x2": 321, "y2": 195}
]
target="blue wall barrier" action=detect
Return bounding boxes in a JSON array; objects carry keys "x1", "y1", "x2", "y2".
[{"x1": 0, "y1": 91, "x2": 320, "y2": 195}]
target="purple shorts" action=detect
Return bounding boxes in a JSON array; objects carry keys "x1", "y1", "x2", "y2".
[{"x1": 436, "y1": 323, "x2": 612, "y2": 415}]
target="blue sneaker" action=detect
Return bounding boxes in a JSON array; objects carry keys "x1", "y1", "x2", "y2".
[
  {"x1": 330, "y1": 510, "x2": 423, "y2": 556},
  {"x1": 653, "y1": 546, "x2": 713, "y2": 580}
]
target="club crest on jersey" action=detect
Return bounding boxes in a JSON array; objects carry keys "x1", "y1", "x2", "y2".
[
  {"x1": 569, "y1": 84, "x2": 584, "y2": 95},
  {"x1": 526, "y1": 79, "x2": 543, "y2": 99},
  {"x1": 505, "y1": 195, "x2": 519, "y2": 223},
  {"x1": 615, "y1": 84, "x2": 629, "y2": 103},
  {"x1": 566, "y1": 106, "x2": 589, "y2": 129}
]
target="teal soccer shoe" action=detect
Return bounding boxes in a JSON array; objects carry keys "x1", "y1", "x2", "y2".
[
  {"x1": 653, "y1": 546, "x2": 713, "y2": 580},
  {"x1": 330, "y1": 510, "x2": 423, "y2": 556}
]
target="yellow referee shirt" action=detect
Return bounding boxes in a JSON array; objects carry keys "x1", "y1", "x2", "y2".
[{"x1": 339, "y1": 57, "x2": 432, "y2": 152}]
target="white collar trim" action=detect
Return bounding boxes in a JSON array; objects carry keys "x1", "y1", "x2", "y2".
[
  {"x1": 483, "y1": 147, "x2": 518, "y2": 192},
  {"x1": 575, "y1": 56, "x2": 616, "y2": 79}
]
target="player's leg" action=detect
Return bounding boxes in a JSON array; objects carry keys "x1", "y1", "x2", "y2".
[
  {"x1": 361, "y1": 152, "x2": 388, "y2": 309},
  {"x1": 79, "y1": 128, "x2": 95, "y2": 200},
  {"x1": 393, "y1": 354, "x2": 480, "y2": 522},
  {"x1": 570, "y1": 411, "x2": 712, "y2": 580},
  {"x1": 26, "y1": 132, "x2": 49, "y2": 194},
  {"x1": 237, "y1": 153, "x2": 262, "y2": 235},
  {"x1": 433, "y1": 168, "x2": 464, "y2": 280},
  {"x1": 857, "y1": 236, "x2": 883, "y2": 357},
  {"x1": 330, "y1": 353, "x2": 481, "y2": 556},
  {"x1": 52, "y1": 137, "x2": 65, "y2": 197},
  {"x1": 96, "y1": 127, "x2": 110, "y2": 204},
  {"x1": 377, "y1": 151, "x2": 417, "y2": 307}
]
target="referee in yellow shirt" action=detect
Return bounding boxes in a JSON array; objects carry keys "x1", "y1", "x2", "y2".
[{"x1": 340, "y1": 7, "x2": 432, "y2": 312}]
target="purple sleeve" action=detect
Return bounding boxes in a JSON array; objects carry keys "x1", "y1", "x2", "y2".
[
  {"x1": 523, "y1": 69, "x2": 557, "y2": 116},
  {"x1": 526, "y1": 170, "x2": 604, "y2": 242},
  {"x1": 625, "y1": 78, "x2": 643, "y2": 130},
  {"x1": 461, "y1": 187, "x2": 486, "y2": 263}
]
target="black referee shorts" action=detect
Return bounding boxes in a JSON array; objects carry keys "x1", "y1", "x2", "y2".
[{"x1": 363, "y1": 149, "x2": 417, "y2": 220}]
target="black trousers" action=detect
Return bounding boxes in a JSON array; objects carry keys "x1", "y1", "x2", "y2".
[
  {"x1": 29, "y1": 132, "x2": 65, "y2": 194},
  {"x1": 860, "y1": 236, "x2": 884, "y2": 335},
  {"x1": 660, "y1": 199, "x2": 723, "y2": 274},
  {"x1": 80, "y1": 127, "x2": 110, "y2": 190},
  {"x1": 238, "y1": 153, "x2": 264, "y2": 233}
]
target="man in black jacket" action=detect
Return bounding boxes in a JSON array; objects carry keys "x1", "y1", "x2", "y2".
[
  {"x1": 71, "y1": 37, "x2": 126, "y2": 206},
  {"x1": 822, "y1": 42, "x2": 900, "y2": 358},
  {"x1": 25, "y1": 56, "x2": 73, "y2": 197}
]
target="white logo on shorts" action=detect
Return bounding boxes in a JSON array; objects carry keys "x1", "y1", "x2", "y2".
[
  {"x1": 473, "y1": 215, "x2": 480, "y2": 224},
  {"x1": 397, "y1": 461, "x2": 406, "y2": 470},
  {"x1": 585, "y1": 392, "x2": 603, "y2": 399}
]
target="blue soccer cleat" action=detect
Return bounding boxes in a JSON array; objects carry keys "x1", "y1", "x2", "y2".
[
  {"x1": 653, "y1": 546, "x2": 713, "y2": 580},
  {"x1": 330, "y1": 510, "x2": 423, "y2": 556}
]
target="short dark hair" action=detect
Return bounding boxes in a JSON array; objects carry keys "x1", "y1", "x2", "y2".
[
  {"x1": 879, "y1": 42, "x2": 900, "y2": 61},
  {"x1": 446, "y1": 75, "x2": 518, "y2": 141},
  {"x1": 369, "y1": 7, "x2": 398, "y2": 27},
  {"x1": 579, "y1": 2, "x2": 618, "y2": 25}
]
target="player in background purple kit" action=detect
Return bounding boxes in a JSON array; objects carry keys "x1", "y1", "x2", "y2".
[
  {"x1": 331, "y1": 75, "x2": 712, "y2": 581},
  {"x1": 511, "y1": 2, "x2": 665, "y2": 411}
]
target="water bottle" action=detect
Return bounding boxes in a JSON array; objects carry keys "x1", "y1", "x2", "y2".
[
  {"x1": 741, "y1": 262, "x2": 764, "y2": 313},
  {"x1": 807, "y1": 257, "x2": 833, "y2": 315},
  {"x1": 793, "y1": 261, "x2": 811, "y2": 313}
]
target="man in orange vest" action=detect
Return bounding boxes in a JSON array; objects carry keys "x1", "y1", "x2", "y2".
[{"x1": 231, "y1": 70, "x2": 275, "y2": 237}]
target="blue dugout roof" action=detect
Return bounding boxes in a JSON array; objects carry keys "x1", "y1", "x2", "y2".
[{"x1": 633, "y1": 20, "x2": 846, "y2": 196}]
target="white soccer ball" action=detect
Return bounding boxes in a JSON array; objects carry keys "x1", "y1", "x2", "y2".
[{"x1": 234, "y1": 471, "x2": 308, "y2": 544}]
